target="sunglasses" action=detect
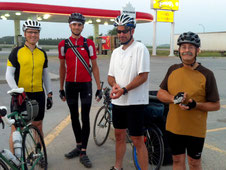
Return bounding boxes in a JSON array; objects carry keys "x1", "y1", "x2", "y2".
[{"x1": 116, "y1": 29, "x2": 130, "y2": 34}]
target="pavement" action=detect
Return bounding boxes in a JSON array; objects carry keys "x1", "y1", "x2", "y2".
[{"x1": 1, "y1": 56, "x2": 226, "y2": 169}]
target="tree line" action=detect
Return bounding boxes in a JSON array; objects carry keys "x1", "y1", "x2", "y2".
[
  {"x1": 0, "y1": 36, "x2": 65, "y2": 45},
  {"x1": 0, "y1": 28, "x2": 117, "y2": 45}
]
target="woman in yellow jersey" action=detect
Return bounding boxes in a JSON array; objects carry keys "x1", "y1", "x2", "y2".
[{"x1": 6, "y1": 20, "x2": 53, "y2": 166}]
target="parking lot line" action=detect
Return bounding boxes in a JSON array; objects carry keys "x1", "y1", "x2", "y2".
[
  {"x1": 44, "y1": 114, "x2": 71, "y2": 146},
  {"x1": 221, "y1": 105, "x2": 226, "y2": 108},
  {"x1": 204, "y1": 143, "x2": 226, "y2": 155},
  {"x1": 207, "y1": 127, "x2": 226, "y2": 133}
]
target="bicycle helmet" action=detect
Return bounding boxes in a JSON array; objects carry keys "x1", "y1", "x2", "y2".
[
  {"x1": 22, "y1": 19, "x2": 41, "y2": 32},
  {"x1": 68, "y1": 13, "x2": 86, "y2": 24},
  {"x1": 114, "y1": 14, "x2": 136, "y2": 28},
  {"x1": 177, "y1": 32, "x2": 201, "y2": 48}
]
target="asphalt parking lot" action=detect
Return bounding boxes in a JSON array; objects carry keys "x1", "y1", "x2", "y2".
[{"x1": 1, "y1": 55, "x2": 226, "y2": 169}]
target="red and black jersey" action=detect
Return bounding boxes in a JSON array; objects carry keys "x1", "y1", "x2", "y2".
[{"x1": 58, "y1": 36, "x2": 97, "y2": 82}]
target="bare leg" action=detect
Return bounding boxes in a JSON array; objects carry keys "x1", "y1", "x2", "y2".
[
  {"x1": 172, "y1": 154, "x2": 186, "y2": 170},
  {"x1": 32, "y1": 120, "x2": 43, "y2": 137},
  {"x1": 114, "y1": 129, "x2": 126, "y2": 169},
  {"x1": 188, "y1": 155, "x2": 202, "y2": 170},
  {"x1": 131, "y1": 136, "x2": 148, "y2": 170},
  {"x1": 9, "y1": 125, "x2": 16, "y2": 153}
]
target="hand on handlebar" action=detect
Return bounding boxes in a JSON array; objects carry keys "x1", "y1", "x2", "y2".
[{"x1": 95, "y1": 89, "x2": 102, "y2": 102}]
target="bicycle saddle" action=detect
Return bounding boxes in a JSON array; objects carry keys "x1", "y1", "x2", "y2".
[{"x1": 7, "y1": 88, "x2": 24, "y2": 95}]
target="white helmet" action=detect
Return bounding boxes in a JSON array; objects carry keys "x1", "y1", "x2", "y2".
[
  {"x1": 114, "y1": 14, "x2": 136, "y2": 28},
  {"x1": 22, "y1": 19, "x2": 41, "y2": 32}
]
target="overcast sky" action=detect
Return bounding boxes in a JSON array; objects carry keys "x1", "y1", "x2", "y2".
[{"x1": 0, "y1": 0, "x2": 225, "y2": 45}]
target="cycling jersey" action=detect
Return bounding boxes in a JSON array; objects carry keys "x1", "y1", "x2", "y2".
[
  {"x1": 160, "y1": 63, "x2": 219, "y2": 138},
  {"x1": 58, "y1": 36, "x2": 97, "y2": 82},
  {"x1": 7, "y1": 45, "x2": 47, "y2": 92}
]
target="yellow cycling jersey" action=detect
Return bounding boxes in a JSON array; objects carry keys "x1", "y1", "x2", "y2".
[{"x1": 7, "y1": 45, "x2": 47, "y2": 92}]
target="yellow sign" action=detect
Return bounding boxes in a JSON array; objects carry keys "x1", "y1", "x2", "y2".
[
  {"x1": 157, "y1": 10, "x2": 174, "y2": 22},
  {"x1": 151, "y1": 0, "x2": 179, "y2": 11}
]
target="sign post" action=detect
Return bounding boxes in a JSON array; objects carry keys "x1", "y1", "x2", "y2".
[{"x1": 151, "y1": 0, "x2": 179, "y2": 56}]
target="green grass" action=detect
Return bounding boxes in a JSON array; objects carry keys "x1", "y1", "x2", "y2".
[{"x1": 148, "y1": 49, "x2": 226, "y2": 57}]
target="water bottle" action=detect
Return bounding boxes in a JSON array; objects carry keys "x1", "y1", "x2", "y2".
[
  {"x1": 12, "y1": 131, "x2": 22, "y2": 158},
  {"x1": 1, "y1": 149, "x2": 21, "y2": 166}
]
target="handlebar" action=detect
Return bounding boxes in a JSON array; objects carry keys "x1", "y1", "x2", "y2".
[{"x1": 0, "y1": 106, "x2": 15, "y2": 128}]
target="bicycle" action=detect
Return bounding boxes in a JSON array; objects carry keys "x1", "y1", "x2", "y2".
[
  {"x1": 133, "y1": 95, "x2": 166, "y2": 170},
  {"x1": 93, "y1": 83, "x2": 165, "y2": 170},
  {"x1": 93, "y1": 83, "x2": 112, "y2": 146},
  {"x1": 0, "y1": 88, "x2": 47, "y2": 170}
]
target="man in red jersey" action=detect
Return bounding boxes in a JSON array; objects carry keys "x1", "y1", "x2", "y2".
[{"x1": 58, "y1": 13, "x2": 101, "y2": 168}]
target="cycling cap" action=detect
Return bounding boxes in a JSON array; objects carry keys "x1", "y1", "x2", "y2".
[
  {"x1": 177, "y1": 31, "x2": 201, "y2": 48},
  {"x1": 22, "y1": 19, "x2": 41, "y2": 32},
  {"x1": 114, "y1": 14, "x2": 136, "y2": 28},
  {"x1": 68, "y1": 13, "x2": 86, "y2": 24}
]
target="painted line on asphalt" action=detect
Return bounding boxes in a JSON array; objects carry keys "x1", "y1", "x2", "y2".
[
  {"x1": 207, "y1": 127, "x2": 226, "y2": 133},
  {"x1": 221, "y1": 105, "x2": 226, "y2": 108},
  {"x1": 44, "y1": 114, "x2": 71, "y2": 146},
  {"x1": 43, "y1": 108, "x2": 226, "y2": 154},
  {"x1": 204, "y1": 143, "x2": 226, "y2": 155}
]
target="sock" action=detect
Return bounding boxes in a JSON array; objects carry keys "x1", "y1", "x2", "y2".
[
  {"x1": 80, "y1": 150, "x2": 86, "y2": 156},
  {"x1": 77, "y1": 145, "x2": 82, "y2": 150}
]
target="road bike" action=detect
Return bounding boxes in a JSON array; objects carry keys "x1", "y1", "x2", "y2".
[
  {"x1": 0, "y1": 88, "x2": 47, "y2": 170},
  {"x1": 93, "y1": 84, "x2": 165, "y2": 170}
]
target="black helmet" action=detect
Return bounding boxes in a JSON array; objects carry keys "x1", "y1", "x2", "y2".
[
  {"x1": 114, "y1": 14, "x2": 136, "y2": 28},
  {"x1": 177, "y1": 32, "x2": 201, "y2": 48},
  {"x1": 68, "y1": 13, "x2": 86, "y2": 24}
]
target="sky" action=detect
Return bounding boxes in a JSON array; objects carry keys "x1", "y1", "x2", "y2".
[{"x1": 0, "y1": 0, "x2": 225, "y2": 46}]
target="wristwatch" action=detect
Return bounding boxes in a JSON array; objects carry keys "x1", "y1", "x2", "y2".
[{"x1": 122, "y1": 87, "x2": 128, "y2": 95}]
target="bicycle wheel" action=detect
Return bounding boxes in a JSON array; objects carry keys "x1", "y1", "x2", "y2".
[
  {"x1": 0, "y1": 159, "x2": 9, "y2": 170},
  {"x1": 22, "y1": 125, "x2": 47, "y2": 170},
  {"x1": 133, "y1": 127, "x2": 164, "y2": 170},
  {"x1": 146, "y1": 127, "x2": 164, "y2": 170},
  {"x1": 132, "y1": 146, "x2": 141, "y2": 170},
  {"x1": 93, "y1": 106, "x2": 111, "y2": 146}
]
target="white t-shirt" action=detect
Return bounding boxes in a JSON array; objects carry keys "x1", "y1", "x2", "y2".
[{"x1": 108, "y1": 41, "x2": 150, "y2": 106}]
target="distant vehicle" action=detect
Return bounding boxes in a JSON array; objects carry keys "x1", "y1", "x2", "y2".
[{"x1": 174, "y1": 32, "x2": 226, "y2": 56}]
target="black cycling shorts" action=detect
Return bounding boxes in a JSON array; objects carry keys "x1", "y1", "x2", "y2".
[
  {"x1": 26, "y1": 91, "x2": 45, "y2": 121},
  {"x1": 112, "y1": 104, "x2": 145, "y2": 136},
  {"x1": 166, "y1": 131, "x2": 205, "y2": 159}
]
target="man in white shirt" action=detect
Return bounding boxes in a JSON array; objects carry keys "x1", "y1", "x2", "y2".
[{"x1": 108, "y1": 14, "x2": 150, "y2": 170}]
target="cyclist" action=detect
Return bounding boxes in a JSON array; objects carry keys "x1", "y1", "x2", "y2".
[
  {"x1": 5, "y1": 19, "x2": 53, "y2": 150},
  {"x1": 58, "y1": 13, "x2": 101, "y2": 168},
  {"x1": 157, "y1": 32, "x2": 220, "y2": 170},
  {"x1": 108, "y1": 14, "x2": 150, "y2": 170}
]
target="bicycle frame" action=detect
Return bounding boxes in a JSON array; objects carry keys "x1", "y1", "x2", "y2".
[
  {"x1": 0, "y1": 152, "x2": 18, "y2": 170},
  {"x1": 0, "y1": 110, "x2": 27, "y2": 170},
  {"x1": 0, "y1": 89, "x2": 47, "y2": 170}
]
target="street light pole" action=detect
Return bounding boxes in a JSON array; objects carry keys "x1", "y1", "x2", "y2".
[{"x1": 199, "y1": 24, "x2": 205, "y2": 33}]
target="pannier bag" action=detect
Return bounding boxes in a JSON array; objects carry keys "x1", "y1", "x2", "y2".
[
  {"x1": 145, "y1": 102, "x2": 165, "y2": 119},
  {"x1": 11, "y1": 93, "x2": 39, "y2": 122},
  {"x1": 21, "y1": 99, "x2": 39, "y2": 123}
]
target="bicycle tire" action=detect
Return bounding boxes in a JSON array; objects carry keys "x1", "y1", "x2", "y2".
[
  {"x1": 22, "y1": 125, "x2": 48, "y2": 170},
  {"x1": 0, "y1": 159, "x2": 9, "y2": 170},
  {"x1": 133, "y1": 127, "x2": 164, "y2": 170},
  {"x1": 146, "y1": 127, "x2": 164, "y2": 170},
  {"x1": 93, "y1": 106, "x2": 111, "y2": 146},
  {"x1": 132, "y1": 147, "x2": 141, "y2": 170}
]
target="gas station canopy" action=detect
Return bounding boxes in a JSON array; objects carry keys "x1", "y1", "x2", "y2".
[{"x1": 0, "y1": 2, "x2": 153, "y2": 25}]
